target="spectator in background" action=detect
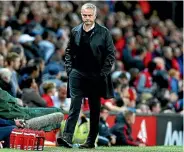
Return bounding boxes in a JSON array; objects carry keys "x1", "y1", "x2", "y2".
[
  {"x1": 42, "y1": 82, "x2": 56, "y2": 107},
  {"x1": 28, "y1": 58, "x2": 45, "y2": 85},
  {"x1": 42, "y1": 63, "x2": 63, "y2": 88},
  {"x1": 148, "y1": 98, "x2": 161, "y2": 114},
  {"x1": 173, "y1": 47, "x2": 183, "y2": 77},
  {"x1": 110, "y1": 110, "x2": 146, "y2": 146},
  {"x1": 168, "y1": 69, "x2": 180, "y2": 94},
  {"x1": 0, "y1": 68, "x2": 12, "y2": 95},
  {"x1": 132, "y1": 8, "x2": 147, "y2": 30},
  {"x1": 132, "y1": 47, "x2": 146, "y2": 71},
  {"x1": 52, "y1": 83, "x2": 71, "y2": 113},
  {"x1": 38, "y1": 31, "x2": 55, "y2": 63},
  {"x1": 6, "y1": 52, "x2": 22, "y2": 97},
  {"x1": 0, "y1": 38, "x2": 8, "y2": 57},
  {"x1": 135, "y1": 61, "x2": 157, "y2": 102},
  {"x1": 112, "y1": 71, "x2": 130, "y2": 87},
  {"x1": 0, "y1": 16, "x2": 7, "y2": 35},
  {"x1": 19, "y1": 63, "x2": 40, "y2": 88},
  {"x1": 163, "y1": 46, "x2": 179, "y2": 71},
  {"x1": 143, "y1": 41, "x2": 154, "y2": 68},
  {"x1": 18, "y1": 34, "x2": 36, "y2": 61},
  {"x1": 10, "y1": 44, "x2": 26, "y2": 69},
  {"x1": 101, "y1": 97, "x2": 127, "y2": 114},
  {"x1": 98, "y1": 107, "x2": 116, "y2": 146},
  {"x1": 122, "y1": 36, "x2": 136, "y2": 70},
  {"x1": 168, "y1": 98, "x2": 183, "y2": 114},
  {"x1": 136, "y1": 103, "x2": 151, "y2": 114},
  {"x1": 120, "y1": 84, "x2": 136, "y2": 108},
  {"x1": 153, "y1": 57, "x2": 165, "y2": 70},
  {"x1": 111, "y1": 27, "x2": 125, "y2": 60},
  {"x1": 152, "y1": 57, "x2": 170, "y2": 90},
  {"x1": 21, "y1": 77, "x2": 47, "y2": 107},
  {"x1": 129, "y1": 68, "x2": 139, "y2": 87}
]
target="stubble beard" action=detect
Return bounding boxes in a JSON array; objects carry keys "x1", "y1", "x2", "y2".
[{"x1": 84, "y1": 20, "x2": 93, "y2": 26}]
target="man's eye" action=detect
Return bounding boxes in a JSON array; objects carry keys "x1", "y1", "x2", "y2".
[{"x1": 82, "y1": 14, "x2": 93, "y2": 17}]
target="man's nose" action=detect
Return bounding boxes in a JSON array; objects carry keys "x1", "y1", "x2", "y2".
[{"x1": 86, "y1": 16, "x2": 90, "y2": 19}]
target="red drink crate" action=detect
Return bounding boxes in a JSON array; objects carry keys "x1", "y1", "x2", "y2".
[{"x1": 10, "y1": 128, "x2": 45, "y2": 151}]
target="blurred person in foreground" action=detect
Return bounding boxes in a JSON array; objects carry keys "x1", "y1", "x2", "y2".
[
  {"x1": 57, "y1": 3, "x2": 115, "y2": 149},
  {"x1": 0, "y1": 118, "x2": 24, "y2": 148}
]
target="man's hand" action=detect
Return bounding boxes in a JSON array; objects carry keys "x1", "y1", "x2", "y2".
[
  {"x1": 0, "y1": 141, "x2": 4, "y2": 148},
  {"x1": 14, "y1": 119, "x2": 25, "y2": 128},
  {"x1": 110, "y1": 135, "x2": 116, "y2": 145}
]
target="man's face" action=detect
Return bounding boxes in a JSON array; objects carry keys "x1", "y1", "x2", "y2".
[
  {"x1": 58, "y1": 87, "x2": 67, "y2": 100},
  {"x1": 40, "y1": 61, "x2": 45, "y2": 72},
  {"x1": 12, "y1": 57, "x2": 21, "y2": 70},
  {"x1": 33, "y1": 68, "x2": 40, "y2": 78},
  {"x1": 152, "y1": 103, "x2": 161, "y2": 114},
  {"x1": 81, "y1": 8, "x2": 96, "y2": 26},
  {"x1": 126, "y1": 113, "x2": 136, "y2": 125},
  {"x1": 100, "y1": 109, "x2": 109, "y2": 120}
]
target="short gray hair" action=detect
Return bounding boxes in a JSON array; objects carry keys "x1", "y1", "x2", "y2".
[
  {"x1": 58, "y1": 82, "x2": 67, "y2": 90},
  {"x1": 81, "y1": 3, "x2": 97, "y2": 15}
]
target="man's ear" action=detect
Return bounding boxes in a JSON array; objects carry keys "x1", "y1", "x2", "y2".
[{"x1": 94, "y1": 14, "x2": 97, "y2": 19}]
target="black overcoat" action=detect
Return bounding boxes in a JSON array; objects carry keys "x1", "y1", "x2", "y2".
[{"x1": 65, "y1": 23, "x2": 115, "y2": 99}]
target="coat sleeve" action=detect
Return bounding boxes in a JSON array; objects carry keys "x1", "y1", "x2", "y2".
[
  {"x1": 65, "y1": 30, "x2": 74, "y2": 75},
  {"x1": 100, "y1": 29, "x2": 115, "y2": 77},
  {"x1": 122, "y1": 125, "x2": 139, "y2": 146}
]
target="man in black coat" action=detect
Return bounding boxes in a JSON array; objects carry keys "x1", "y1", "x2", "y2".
[{"x1": 57, "y1": 3, "x2": 115, "y2": 149}]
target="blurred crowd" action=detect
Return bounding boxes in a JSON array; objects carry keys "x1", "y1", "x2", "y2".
[{"x1": 0, "y1": 1, "x2": 183, "y2": 148}]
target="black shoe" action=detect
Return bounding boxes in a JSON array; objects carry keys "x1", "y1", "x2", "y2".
[
  {"x1": 79, "y1": 143, "x2": 95, "y2": 149},
  {"x1": 57, "y1": 137, "x2": 73, "y2": 148}
]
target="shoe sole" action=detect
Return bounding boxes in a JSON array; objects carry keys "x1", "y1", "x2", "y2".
[
  {"x1": 79, "y1": 144, "x2": 95, "y2": 149},
  {"x1": 57, "y1": 138, "x2": 73, "y2": 148}
]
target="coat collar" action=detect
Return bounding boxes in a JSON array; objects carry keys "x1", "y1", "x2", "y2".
[
  {"x1": 73, "y1": 22, "x2": 100, "y2": 46},
  {"x1": 83, "y1": 23, "x2": 95, "y2": 32},
  {"x1": 73, "y1": 22, "x2": 100, "y2": 32}
]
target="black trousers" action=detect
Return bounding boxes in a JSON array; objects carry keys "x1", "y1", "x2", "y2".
[{"x1": 63, "y1": 69, "x2": 101, "y2": 144}]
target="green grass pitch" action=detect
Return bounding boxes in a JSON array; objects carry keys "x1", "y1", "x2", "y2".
[{"x1": 1, "y1": 146, "x2": 183, "y2": 152}]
